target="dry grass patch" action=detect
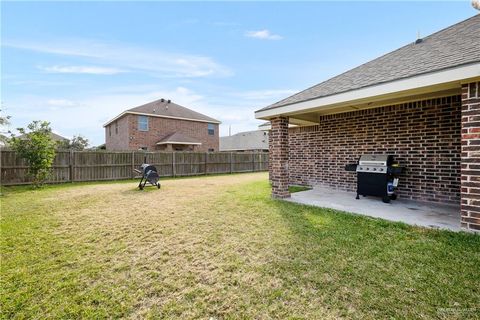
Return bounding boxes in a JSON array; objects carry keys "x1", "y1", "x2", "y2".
[{"x1": 1, "y1": 172, "x2": 479, "y2": 319}]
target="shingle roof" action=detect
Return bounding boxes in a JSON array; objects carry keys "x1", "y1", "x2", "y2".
[
  {"x1": 18, "y1": 132, "x2": 69, "y2": 142},
  {"x1": 156, "y1": 132, "x2": 201, "y2": 145},
  {"x1": 128, "y1": 99, "x2": 220, "y2": 123},
  {"x1": 260, "y1": 14, "x2": 480, "y2": 111}
]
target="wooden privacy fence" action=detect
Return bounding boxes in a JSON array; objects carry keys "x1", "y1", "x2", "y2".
[{"x1": 0, "y1": 150, "x2": 269, "y2": 186}]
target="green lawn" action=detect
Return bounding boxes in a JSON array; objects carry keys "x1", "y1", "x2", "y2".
[{"x1": 1, "y1": 172, "x2": 479, "y2": 319}]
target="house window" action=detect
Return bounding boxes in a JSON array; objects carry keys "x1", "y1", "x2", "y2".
[
  {"x1": 115, "y1": 121, "x2": 118, "y2": 134},
  {"x1": 208, "y1": 123, "x2": 215, "y2": 135},
  {"x1": 139, "y1": 147, "x2": 148, "y2": 151},
  {"x1": 138, "y1": 115, "x2": 149, "y2": 131},
  {"x1": 208, "y1": 148, "x2": 214, "y2": 152},
  {"x1": 109, "y1": 125, "x2": 112, "y2": 137},
  {"x1": 469, "y1": 82, "x2": 479, "y2": 98}
]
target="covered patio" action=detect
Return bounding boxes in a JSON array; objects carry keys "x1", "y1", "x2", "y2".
[
  {"x1": 155, "y1": 132, "x2": 202, "y2": 151},
  {"x1": 287, "y1": 186, "x2": 461, "y2": 231},
  {"x1": 255, "y1": 16, "x2": 480, "y2": 232}
]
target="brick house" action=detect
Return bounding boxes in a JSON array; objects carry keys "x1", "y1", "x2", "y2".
[
  {"x1": 104, "y1": 99, "x2": 220, "y2": 152},
  {"x1": 220, "y1": 130, "x2": 269, "y2": 152},
  {"x1": 255, "y1": 15, "x2": 480, "y2": 231}
]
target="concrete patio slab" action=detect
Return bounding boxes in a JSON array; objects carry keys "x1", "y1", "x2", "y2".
[{"x1": 286, "y1": 186, "x2": 461, "y2": 231}]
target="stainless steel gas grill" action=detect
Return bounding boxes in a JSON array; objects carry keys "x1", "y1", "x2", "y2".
[{"x1": 345, "y1": 154, "x2": 404, "y2": 203}]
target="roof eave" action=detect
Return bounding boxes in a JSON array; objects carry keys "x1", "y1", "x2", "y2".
[
  {"x1": 103, "y1": 111, "x2": 221, "y2": 127},
  {"x1": 156, "y1": 141, "x2": 202, "y2": 145},
  {"x1": 255, "y1": 62, "x2": 480, "y2": 120}
]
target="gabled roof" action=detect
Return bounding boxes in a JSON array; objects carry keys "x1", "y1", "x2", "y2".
[
  {"x1": 104, "y1": 99, "x2": 220, "y2": 126},
  {"x1": 156, "y1": 132, "x2": 202, "y2": 145},
  {"x1": 259, "y1": 14, "x2": 480, "y2": 112},
  {"x1": 18, "y1": 132, "x2": 69, "y2": 142}
]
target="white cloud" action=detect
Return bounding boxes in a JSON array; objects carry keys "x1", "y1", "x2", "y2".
[
  {"x1": 245, "y1": 29, "x2": 283, "y2": 40},
  {"x1": 39, "y1": 65, "x2": 125, "y2": 75},
  {"x1": 47, "y1": 99, "x2": 76, "y2": 107},
  {"x1": 5, "y1": 85, "x2": 289, "y2": 145},
  {"x1": 5, "y1": 38, "x2": 232, "y2": 78}
]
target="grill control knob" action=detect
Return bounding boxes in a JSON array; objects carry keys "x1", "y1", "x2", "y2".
[
  {"x1": 366, "y1": 167, "x2": 369, "y2": 170},
  {"x1": 380, "y1": 168, "x2": 383, "y2": 171},
  {"x1": 373, "y1": 168, "x2": 377, "y2": 171}
]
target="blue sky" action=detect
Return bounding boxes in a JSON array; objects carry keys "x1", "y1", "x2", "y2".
[{"x1": 2, "y1": 1, "x2": 477, "y2": 146}]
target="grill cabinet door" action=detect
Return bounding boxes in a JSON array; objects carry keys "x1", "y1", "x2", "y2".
[{"x1": 357, "y1": 172, "x2": 388, "y2": 198}]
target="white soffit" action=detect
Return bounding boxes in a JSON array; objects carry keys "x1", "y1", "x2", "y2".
[{"x1": 255, "y1": 63, "x2": 480, "y2": 119}]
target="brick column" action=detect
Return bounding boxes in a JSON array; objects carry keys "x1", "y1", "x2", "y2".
[
  {"x1": 268, "y1": 128, "x2": 272, "y2": 182},
  {"x1": 270, "y1": 116, "x2": 290, "y2": 198},
  {"x1": 461, "y1": 82, "x2": 480, "y2": 231}
]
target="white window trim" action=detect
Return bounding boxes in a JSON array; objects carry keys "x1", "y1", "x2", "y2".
[
  {"x1": 468, "y1": 82, "x2": 479, "y2": 99},
  {"x1": 208, "y1": 123, "x2": 215, "y2": 135},
  {"x1": 138, "y1": 115, "x2": 149, "y2": 131}
]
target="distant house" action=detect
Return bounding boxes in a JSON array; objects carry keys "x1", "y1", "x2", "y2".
[
  {"x1": 17, "y1": 132, "x2": 69, "y2": 143},
  {"x1": 104, "y1": 99, "x2": 220, "y2": 152},
  {"x1": 220, "y1": 130, "x2": 269, "y2": 152}
]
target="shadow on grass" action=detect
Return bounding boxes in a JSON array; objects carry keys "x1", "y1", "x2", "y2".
[{"x1": 265, "y1": 198, "x2": 480, "y2": 318}]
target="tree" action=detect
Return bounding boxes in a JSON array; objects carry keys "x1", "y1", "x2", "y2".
[
  {"x1": 10, "y1": 121, "x2": 57, "y2": 187},
  {"x1": 58, "y1": 135, "x2": 89, "y2": 150},
  {"x1": 0, "y1": 108, "x2": 11, "y2": 146},
  {"x1": 0, "y1": 108, "x2": 11, "y2": 127}
]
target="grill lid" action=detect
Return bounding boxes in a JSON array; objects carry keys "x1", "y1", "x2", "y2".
[{"x1": 358, "y1": 154, "x2": 393, "y2": 166}]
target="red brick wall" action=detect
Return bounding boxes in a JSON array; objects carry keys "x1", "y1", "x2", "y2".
[
  {"x1": 270, "y1": 117, "x2": 290, "y2": 198},
  {"x1": 288, "y1": 95, "x2": 462, "y2": 204},
  {"x1": 105, "y1": 115, "x2": 130, "y2": 150},
  {"x1": 461, "y1": 82, "x2": 480, "y2": 231},
  {"x1": 106, "y1": 114, "x2": 219, "y2": 152}
]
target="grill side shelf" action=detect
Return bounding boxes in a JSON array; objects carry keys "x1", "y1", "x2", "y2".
[
  {"x1": 345, "y1": 164, "x2": 358, "y2": 172},
  {"x1": 388, "y1": 166, "x2": 405, "y2": 174}
]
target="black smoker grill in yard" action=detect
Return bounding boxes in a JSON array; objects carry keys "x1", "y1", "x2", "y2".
[
  {"x1": 134, "y1": 157, "x2": 161, "y2": 190},
  {"x1": 345, "y1": 154, "x2": 404, "y2": 203}
]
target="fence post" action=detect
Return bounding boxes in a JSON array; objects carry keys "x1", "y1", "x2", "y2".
[
  {"x1": 69, "y1": 150, "x2": 74, "y2": 182},
  {"x1": 172, "y1": 152, "x2": 176, "y2": 177},
  {"x1": 252, "y1": 152, "x2": 256, "y2": 172},
  {"x1": 131, "y1": 151, "x2": 135, "y2": 178},
  {"x1": 230, "y1": 152, "x2": 234, "y2": 174},
  {"x1": 204, "y1": 152, "x2": 208, "y2": 175}
]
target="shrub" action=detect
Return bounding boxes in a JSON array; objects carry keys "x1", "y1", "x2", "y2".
[
  {"x1": 57, "y1": 135, "x2": 89, "y2": 150},
  {"x1": 10, "y1": 121, "x2": 57, "y2": 187}
]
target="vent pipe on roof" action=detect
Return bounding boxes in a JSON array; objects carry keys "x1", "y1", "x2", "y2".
[
  {"x1": 160, "y1": 98, "x2": 165, "y2": 102},
  {"x1": 472, "y1": 0, "x2": 480, "y2": 11},
  {"x1": 415, "y1": 30, "x2": 423, "y2": 44},
  {"x1": 167, "y1": 99, "x2": 171, "y2": 104}
]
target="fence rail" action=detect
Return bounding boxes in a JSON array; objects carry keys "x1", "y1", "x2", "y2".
[{"x1": 0, "y1": 150, "x2": 269, "y2": 186}]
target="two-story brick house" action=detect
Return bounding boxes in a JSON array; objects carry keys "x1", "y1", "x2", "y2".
[{"x1": 104, "y1": 99, "x2": 220, "y2": 151}]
